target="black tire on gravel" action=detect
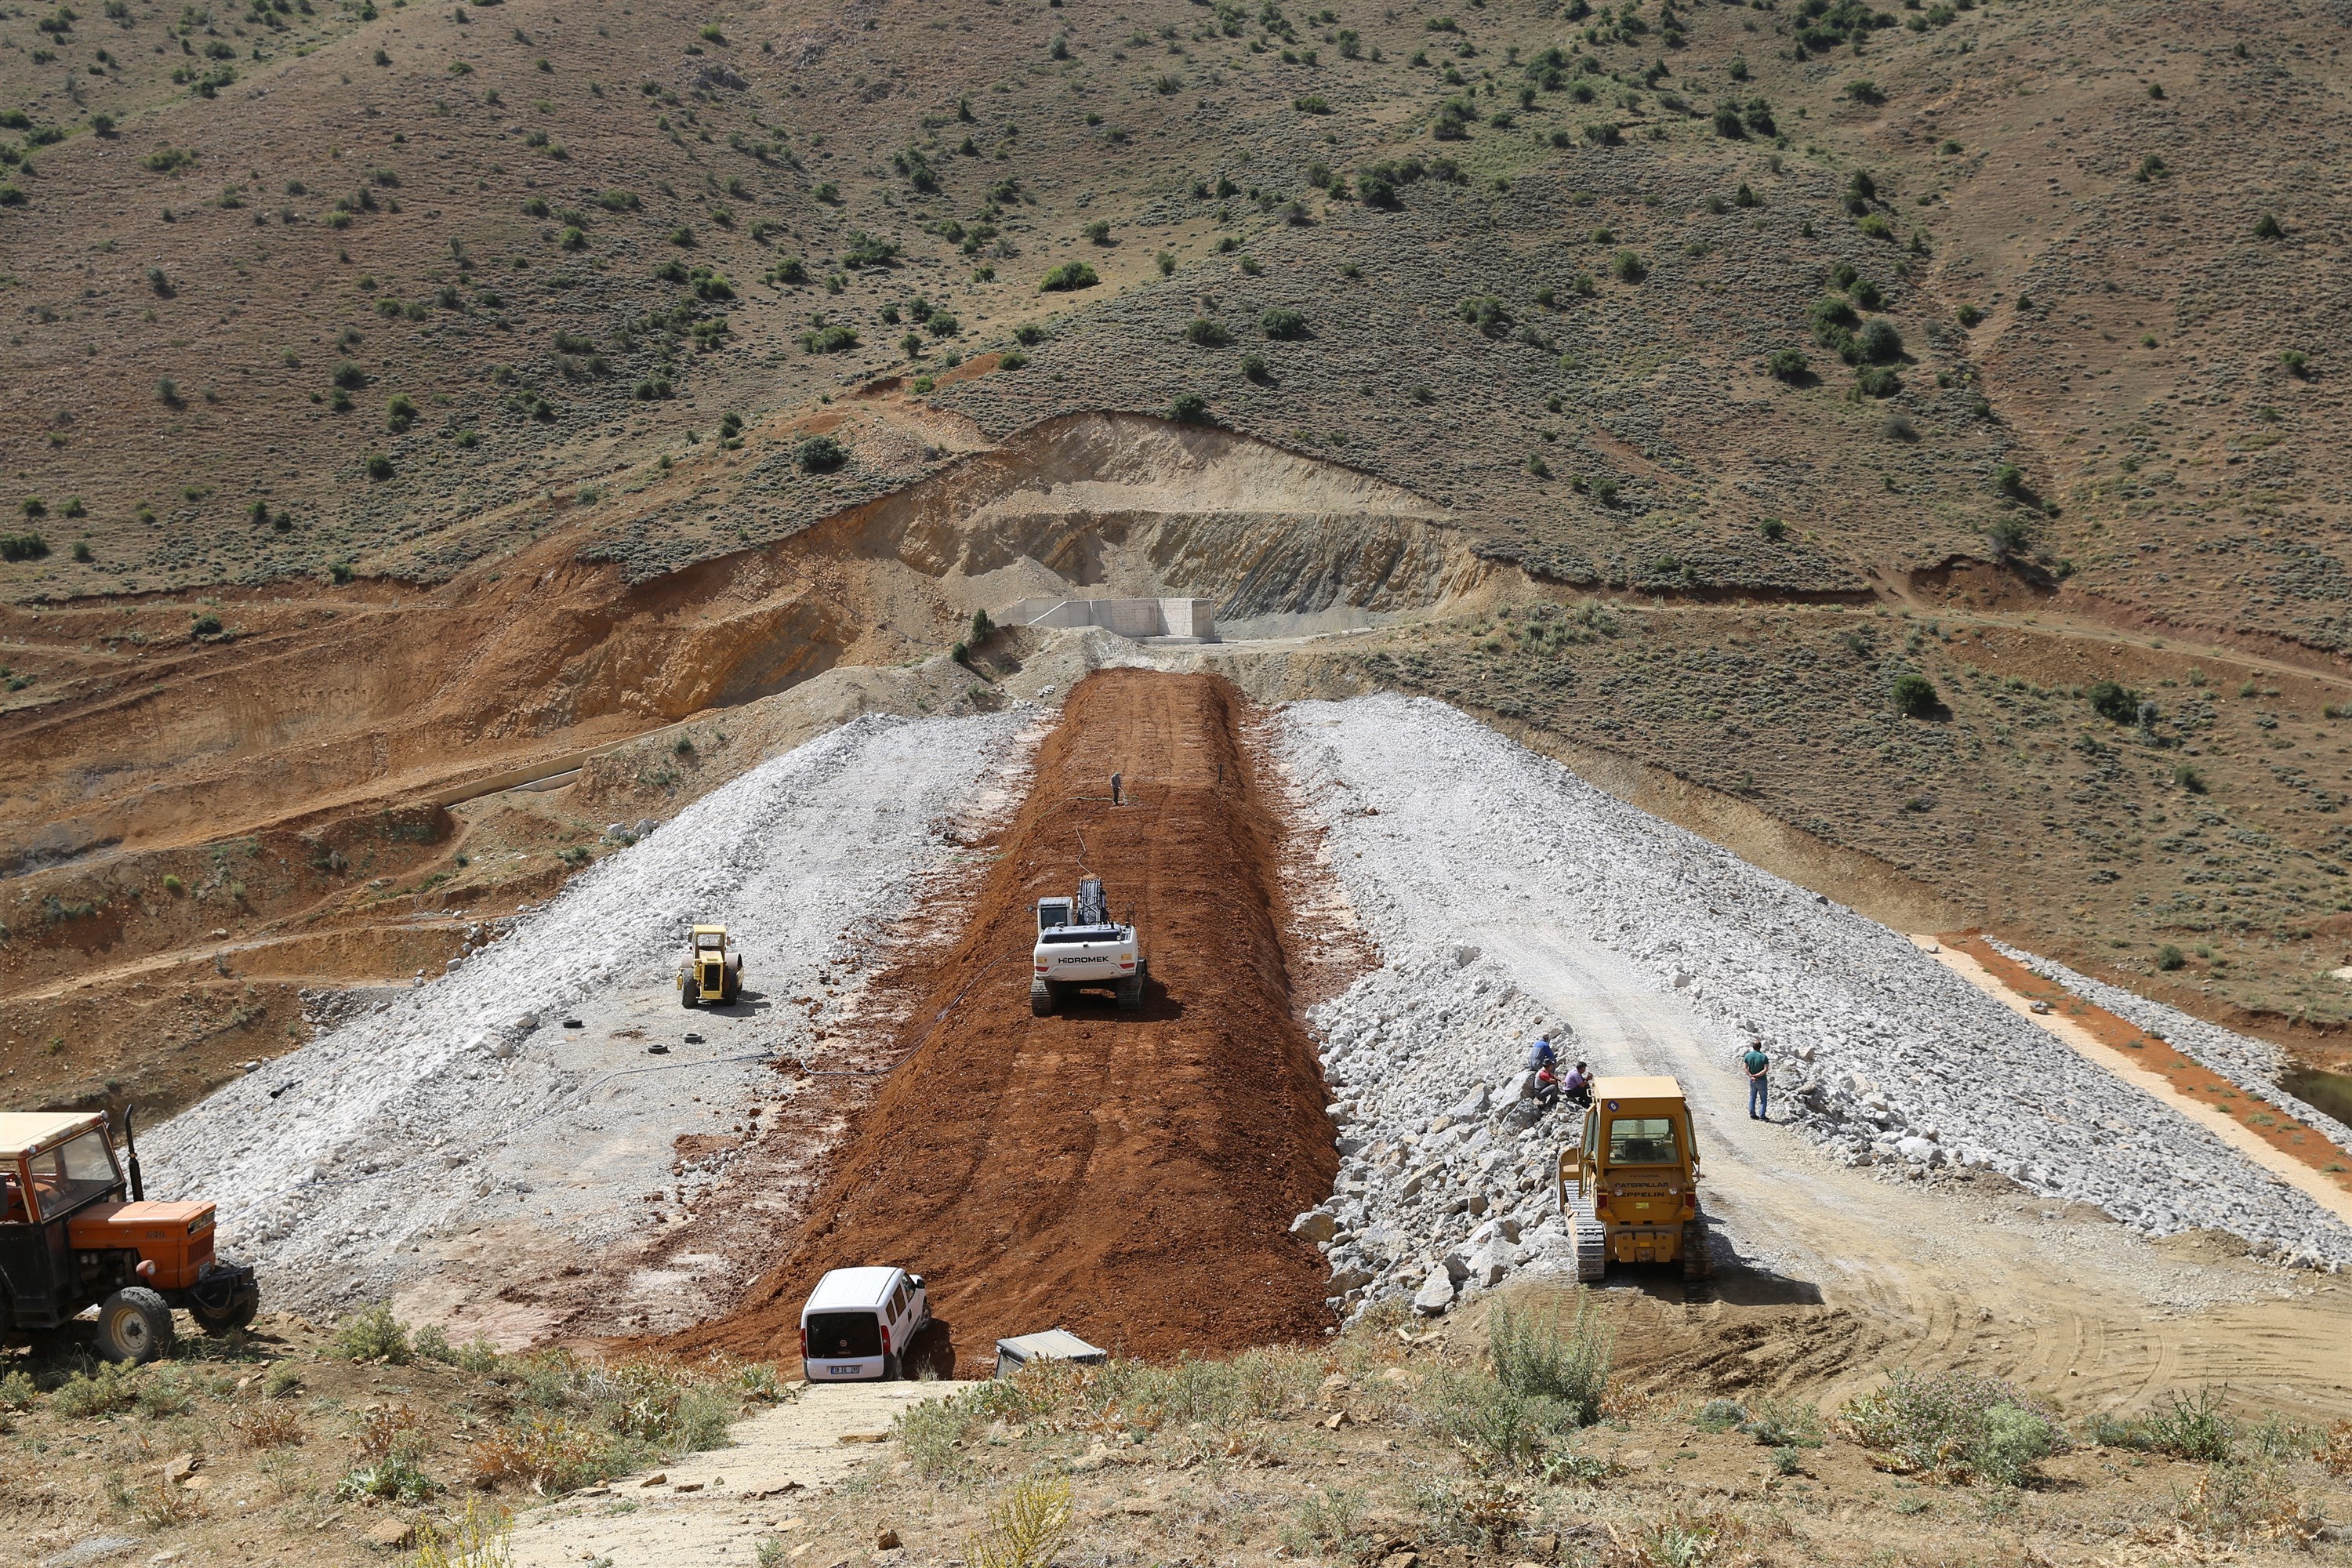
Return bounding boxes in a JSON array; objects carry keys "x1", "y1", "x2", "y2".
[
  {"x1": 95, "y1": 1287, "x2": 173, "y2": 1364},
  {"x1": 1029, "y1": 980, "x2": 1054, "y2": 1017}
]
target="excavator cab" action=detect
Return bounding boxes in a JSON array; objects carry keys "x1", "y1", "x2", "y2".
[{"x1": 1555, "y1": 1076, "x2": 1711, "y2": 1282}]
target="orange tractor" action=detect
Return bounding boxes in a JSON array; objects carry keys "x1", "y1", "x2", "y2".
[{"x1": 1, "y1": 1109, "x2": 257, "y2": 1363}]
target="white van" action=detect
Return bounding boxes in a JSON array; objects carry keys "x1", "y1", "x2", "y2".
[{"x1": 800, "y1": 1266, "x2": 929, "y2": 1382}]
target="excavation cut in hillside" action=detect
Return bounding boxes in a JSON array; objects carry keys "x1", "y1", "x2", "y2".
[{"x1": 672, "y1": 670, "x2": 1337, "y2": 1372}]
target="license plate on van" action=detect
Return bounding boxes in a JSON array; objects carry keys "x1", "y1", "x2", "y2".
[{"x1": 828, "y1": 1365, "x2": 861, "y2": 1375}]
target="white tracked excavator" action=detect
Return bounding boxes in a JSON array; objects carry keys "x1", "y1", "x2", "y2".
[{"x1": 1029, "y1": 876, "x2": 1146, "y2": 1014}]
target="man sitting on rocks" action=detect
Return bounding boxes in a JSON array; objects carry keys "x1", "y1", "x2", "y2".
[
  {"x1": 1526, "y1": 1036, "x2": 1557, "y2": 1073},
  {"x1": 1560, "y1": 1060, "x2": 1592, "y2": 1110}
]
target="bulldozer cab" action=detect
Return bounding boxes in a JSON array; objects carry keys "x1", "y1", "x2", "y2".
[{"x1": 1556, "y1": 1076, "x2": 1708, "y2": 1278}]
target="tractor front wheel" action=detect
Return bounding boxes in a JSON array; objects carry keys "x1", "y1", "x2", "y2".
[
  {"x1": 95, "y1": 1287, "x2": 173, "y2": 1364},
  {"x1": 681, "y1": 981, "x2": 698, "y2": 1010}
]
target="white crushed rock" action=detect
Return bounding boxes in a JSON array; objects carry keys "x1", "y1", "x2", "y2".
[
  {"x1": 1276, "y1": 695, "x2": 2352, "y2": 1317},
  {"x1": 1987, "y1": 938, "x2": 2352, "y2": 1157},
  {"x1": 148, "y1": 711, "x2": 1025, "y2": 1315}
]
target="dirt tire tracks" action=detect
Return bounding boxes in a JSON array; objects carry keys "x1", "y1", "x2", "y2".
[{"x1": 670, "y1": 670, "x2": 1338, "y2": 1372}]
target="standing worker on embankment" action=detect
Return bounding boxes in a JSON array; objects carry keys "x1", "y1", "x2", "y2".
[{"x1": 1742, "y1": 1040, "x2": 1771, "y2": 1121}]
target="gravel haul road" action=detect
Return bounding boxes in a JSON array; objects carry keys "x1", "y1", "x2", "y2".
[
  {"x1": 1277, "y1": 693, "x2": 2352, "y2": 1417},
  {"x1": 672, "y1": 670, "x2": 1338, "y2": 1374}
]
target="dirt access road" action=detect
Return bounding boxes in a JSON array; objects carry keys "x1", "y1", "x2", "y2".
[
  {"x1": 671, "y1": 670, "x2": 1339, "y2": 1375},
  {"x1": 1470, "y1": 902, "x2": 2352, "y2": 1425}
]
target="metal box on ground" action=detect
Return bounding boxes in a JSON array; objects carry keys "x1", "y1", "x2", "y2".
[{"x1": 993, "y1": 1328, "x2": 1107, "y2": 1377}]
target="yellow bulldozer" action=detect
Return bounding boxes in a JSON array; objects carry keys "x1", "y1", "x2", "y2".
[
  {"x1": 1555, "y1": 1075, "x2": 1711, "y2": 1283},
  {"x1": 678, "y1": 924, "x2": 743, "y2": 1007}
]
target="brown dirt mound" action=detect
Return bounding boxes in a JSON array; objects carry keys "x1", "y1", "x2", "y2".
[{"x1": 668, "y1": 668, "x2": 1338, "y2": 1374}]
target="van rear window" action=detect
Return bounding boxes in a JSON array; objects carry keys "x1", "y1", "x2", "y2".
[{"x1": 806, "y1": 1312, "x2": 881, "y2": 1359}]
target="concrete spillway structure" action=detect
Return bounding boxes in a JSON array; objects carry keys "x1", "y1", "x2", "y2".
[{"x1": 1000, "y1": 597, "x2": 1219, "y2": 643}]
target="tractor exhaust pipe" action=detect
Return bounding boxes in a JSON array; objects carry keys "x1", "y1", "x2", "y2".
[{"x1": 121, "y1": 1105, "x2": 145, "y2": 1202}]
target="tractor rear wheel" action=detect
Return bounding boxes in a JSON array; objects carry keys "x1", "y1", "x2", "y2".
[
  {"x1": 681, "y1": 982, "x2": 698, "y2": 1010},
  {"x1": 189, "y1": 1283, "x2": 260, "y2": 1337},
  {"x1": 95, "y1": 1287, "x2": 173, "y2": 1364}
]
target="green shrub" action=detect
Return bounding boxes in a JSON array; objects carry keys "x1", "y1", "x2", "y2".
[
  {"x1": 1742, "y1": 1395, "x2": 1824, "y2": 1448},
  {"x1": 1611, "y1": 249, "x2": 1646, "y2": 282},
  {"x1": 2086, "y1": 680, "x2": 2141, "y2": 724},
  {"x1": 1760, "y1": 517, "x2": 1788, "y2": 542},
  {"x1": 797, "y1": 324, "x2": 858, "y2": 354},
  {"x1": 996, "y1": 350, "x2": 1029, "y2": 370},
  {"x1": 1260, "y1": 307, "x2": 1308, "y2": 339},
  {"x1": 191, "y1": 612, "x2": 223, "y2": 638},
  {"x1": 1417, "y1": 1369, "x2": 1583, "y2": 1475},
  {"x1": 55, "y1": 1363, "x2": 141, "y2": 1417},
  {"x1": 2280, "y1": 349, "x2": 2309, "y2": 378},
  {"x1": 2156, "y1": 945, "x2": 2186, "y2": 971},
  {"x1": 796, "y1": 434, "x2": 847, "y2": 472},
  {"x1": 2138, "y1": 1388, "x2": 2238, "y2": 1461},
  {"x1": 1170, "y1": 391, "x2": 1210, "y2": 423},
  {"x1": 331, "y1": 1304, "x2": 414, "y2": 1363},
  {"x1": 1240, "y1": 353, "x2": 1269, "y2": 383},
  {"x1": 1836, "y1": 1369, "x2": 2063, "y2": 1485},
  {"x1": 1857, "y1": 318, "x2": 1904, "y2": 361},
  {"x1": 386, "y1": 394, "x2": 416, "y2": 431},
  {"x1": 1853, "y1": 365, "x2": 1900, "y2": 397},
  {"x1": 1183, "y1": 317, "x2": 1232, "y2": 347},
  {"x1": 364, "y1": 452, "x2": 394, "y2": 481},
  {"x1": 1956, "y1": 303, "x2": 1984, "y2": 328},
  {"x1": 1769, "y1": 348, "x2": 1809, "y2": 382},
  {"x1": 1891, "y1": 673, "x2": 1939, "y2": 719},
  {"x1": 2173, "y1": 762, "x2": 2208, "y2": 794},
  {"x1": 1456, "y1": 295, "x2": 1512, "y2": 336},
  {"x1": 1857, "y1": 214, "x2": 1893, "y2": 241},
  {"x1": 2252, "y1": 212, "x2": 2282, "y2": 239},
  {"x1": 1488, "y1": 1296, "x2": 1612, "y2": 1426},
  {"x1": 1, "y1": 532, "x2": 52, "y2": 562},
  {"x1": 1040, "y1": 261, "x2": 1098, "y2": 292}
]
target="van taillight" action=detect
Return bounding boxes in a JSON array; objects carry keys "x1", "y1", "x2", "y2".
[
  {"x1": 799, "y1": 1325, "x2": 808, "y2": 1361},
  {"x1": 880, "y1": 1323, "x2": 891, "y2": 1357}
]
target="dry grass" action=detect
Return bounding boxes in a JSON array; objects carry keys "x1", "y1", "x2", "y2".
[
  {"x1": 2320, "y1": 1419, "x2": 2352, "y2": 1479},
  {"x1": 227, "y1": 1403, "x2": 307, "y2": 1450},
  {"x1": 466, "y1": 1414, "x2": 607, "y2": 1495},
  {"x1": 964, "y1": 1475, "x2": 1073, "y2": 1568}
]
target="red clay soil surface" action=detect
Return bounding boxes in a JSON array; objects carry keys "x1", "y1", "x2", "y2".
[
  {"x1": 670, "y1": 669, "x2": 1339, "y2": 1374},
  {"x1": 1949, "y1": 931, "x2": 2352, "y2": 1199}
]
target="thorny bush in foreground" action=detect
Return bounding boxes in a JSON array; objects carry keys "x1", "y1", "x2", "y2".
[{"x1": 1834, "y1": 1367, "x2": 2064, "y2": 1486}]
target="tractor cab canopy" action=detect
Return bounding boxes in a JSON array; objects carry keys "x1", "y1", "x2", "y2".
[
  {"x1": 0, "y1": 1111, "x2": 123, "y2": 1225},
  {"x1": 1036, "y1": 897, "x2": 1074, "y2": 932},
  {"x1": 691, "y1": 926, "x2": 728, "y2": 950}
]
